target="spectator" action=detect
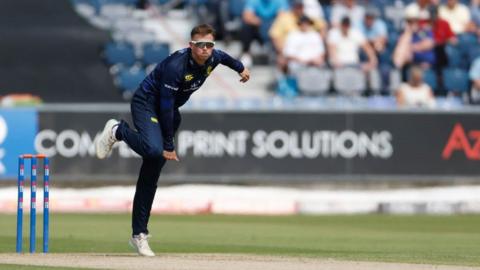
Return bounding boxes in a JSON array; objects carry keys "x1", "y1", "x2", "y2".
[
  {"x1": 393, "y1": 9, "x2": 435, "y2": 70},
  {"x1": 240, "y1": 0, "x2": 289, "y2": 67},
  {"x1": 191, "y1": 0, "x2": 231, "y2": 41},
  {"x1": 439, "y1": 0, "x2": 473, "y2": 35},
  {"x1": 327, "y1": 17, "x2": 377, "y2": 70},
  {"x1": 429, "y1": 5, "x2": 457, "y2": 93},
  {"x1": 404, "y1": 0, "x2": 432, "y2": 22},
  {"x1": 472, "y1": 0, "x2": 480, "y2": 27},
  {"x1": 303, "y1": 0, "x2": 325, "y2": 21},
  {"x1": 396, "y1": 66, "x2": 436, "y2": 108},
  {"x1": 330, "y1": 0, "x2": 365, "y2": 28},
  {"x1": 430, "y1": 6, "x2": 457, "y2": 49},
  {"x1": 358, "y1": 7, "x2": 389, "y2": 94},
  {"x1": 469, "y1": 56, "x2": 480, "y2": 103},
  {"x1": 269, "y1": 0, "x2": 325, "y2": 71},
  {"x1": 357, "y1": 7, "x2": 387, "y2": 54},
  {"x1": 283, "y1": 15, "x2": 325, "y2": 75}
]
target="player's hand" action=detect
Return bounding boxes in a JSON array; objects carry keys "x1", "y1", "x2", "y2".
[
  {"x1": 163, "y1": 150, "x2": 179, "y2": 161},
  {"x1": 239, "y1": 68, "x2": 250, "y2": 83}
]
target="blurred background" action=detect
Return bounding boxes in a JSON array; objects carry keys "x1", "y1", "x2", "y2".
[{"x1": 1, "y1": 0, "x2": 480, "y2": 216}]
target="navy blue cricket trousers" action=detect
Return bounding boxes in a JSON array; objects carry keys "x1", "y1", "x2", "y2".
[{"x1": 116, "y1": 88, "x2": 181, "y2": 236}]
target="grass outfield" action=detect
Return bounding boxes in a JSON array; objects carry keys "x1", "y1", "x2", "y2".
[{"x1": 0, "y1": 214, "x2": 480, "y2": 267}]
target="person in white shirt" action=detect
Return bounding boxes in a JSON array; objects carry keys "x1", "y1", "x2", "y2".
[
  {"x1": 330, "y1": 0, "x2": 365, "y2": 28},
  {"x1": 327, "y1": 17, "x2": 377, "y2": 70},
  {"x1": 404, "y1": 0, "x2": 432, "y2": 21},
  {"x1": 396, "y1": 66, "x2": 436, "y2": 108},
  {"x1": 439, "y1": 0, "x2": 472, "y2": 34},
  {"x1": 469, "y1": 56, "x2": 480, "y2": 103},
  {"x1": 283, "y1": 15, "x2": 325, "y2": 74},
  {"x1": 303, "y1": 0, "x2": 324, "y2": 21}
]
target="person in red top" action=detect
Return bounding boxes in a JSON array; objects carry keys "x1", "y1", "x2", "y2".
[
  {"x1": 428, "y1": 6, "x2": 457, "y2": 94},
  {"x1": 429, "y1": 6, "x2": 457, "y2": 64}
]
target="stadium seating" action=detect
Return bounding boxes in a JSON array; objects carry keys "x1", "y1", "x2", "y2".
[
  {"x1": 228, "y1": 0, "x2": 245, "y2": 18},
  {"x1": 296, "y1": 67, "x2": 332, "y2": 95},
  {"x1": 142, "y1": 42, "x2": 170, "y2": 66},
  {"x1": 422, "y1": 68, "x2": 438, "y2": 91},
  {"x1": 333, "y1": 67, "x2": 366, "y2": 96},
  {"x1": 104, "y1": 41, "x2": 136, "y2": 66},
  {"x1": 72, "y1": 0, "x2": 479, "y2": 105},
  {"x1": 115, "y1": 66, "x2": 147, "y2": 98},
  {"x1": 468, "y1": 46, "x2": 480, "y2": 64},
  {"x1": 442, "y1": 68, "x2": 470, "y2": 93},
  {"x1": 445, "y1": 45, "x2": 463, "y2": 69}
]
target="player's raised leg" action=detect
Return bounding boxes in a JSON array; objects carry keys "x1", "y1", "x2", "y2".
[{"x1": 95, "y1": 119, "x2": 119, "y2": 159}]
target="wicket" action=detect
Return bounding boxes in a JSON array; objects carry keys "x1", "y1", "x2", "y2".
[{"x1": 16, "y1": 154, "x2": 49, "y2": 253}]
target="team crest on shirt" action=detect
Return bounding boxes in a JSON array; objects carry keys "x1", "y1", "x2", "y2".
[
  {"x1": 185, "y1": 74, "x2": 194, "y2": 81},
  {"x1": 206, "y1": 66, "x2": 213, "y2": 76}
]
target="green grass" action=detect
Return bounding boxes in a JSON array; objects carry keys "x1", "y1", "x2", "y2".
[{"x1": 1, "y1": 214, "x2": 480, "y2": 266}]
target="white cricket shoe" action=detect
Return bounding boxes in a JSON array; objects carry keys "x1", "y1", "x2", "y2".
[
  {"x1": 129, "y1": 233, "x2": 155, "y2": 257},
  {"x1": 95, "y1": 119, "x2": 119, "y2": 159}
]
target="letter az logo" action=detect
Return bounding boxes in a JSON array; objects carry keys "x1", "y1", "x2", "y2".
[{"x1": 442, "y1": 123, "x2": 480, "y2": 160}]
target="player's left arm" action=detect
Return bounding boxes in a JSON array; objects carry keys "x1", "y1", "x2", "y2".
[{"x1": 216, "y1": 50, "x2": 250, "y2": 83}]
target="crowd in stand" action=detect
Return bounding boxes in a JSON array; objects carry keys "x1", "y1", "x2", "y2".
[
  {"x1": 75, "y1": 0, "x2": 480, "y2": 107},
  {"x1": 198, "y1": 0, "x2": 480, "y2": 107}
]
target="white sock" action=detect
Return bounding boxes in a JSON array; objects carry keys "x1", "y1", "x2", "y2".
[{"x1": 111, "y1": 124, "x2": 119, "y2": 141}]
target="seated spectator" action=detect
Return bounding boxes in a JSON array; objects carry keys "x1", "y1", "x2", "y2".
[
  {"x1": 469, "y1": 56, "x2": 480, "y2": 103},
  {"x1": 241, "y1": 0, "x2": 289, "y2": 67},
  {"x1": 303, "y1": 0, "x2": 325, "y2": 21},
  {"x1": 327, "y1": 17, "x2": 377, "y2": 71},
  {"x1": 439, "y1": 0, "x2": 473, "y2": 34},
  {"x1": 472, "y1": 0, "x2": 480, "y2": 28},
  {"x1": 430, "y1": 6, "x2": 457, "y2": 50},
  {"x1": 357, "y1": 7, "x2": 389, "y2": 94},
  {"x1": 396, "y1": 66, "x2": 436, "y2": 108},
  {"x1": 404, "y1": 0, "x2": 432, "y2": 22},
  {"x1": 393, "y1": 10, "x2": 436, "y2": 70},
  {"x1": 429, "y1": 5, "x2": 457, "y2": 93},
  {"x1": 269, "y1": 0, "x2": 326, "y2": 71},
  {"x1": 283, "y1": 16, "x2": 325, "y2": 75},
  {"x1": 330, "y1": 0, "x2": 365, "y2": 28},
  {"x1": 357, "y1": 7, "x2": 387, "y2": 55}
]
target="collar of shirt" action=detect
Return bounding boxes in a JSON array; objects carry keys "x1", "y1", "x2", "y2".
[{"x1": 187, "y1": 48, "x2": 215, "y2": 70}]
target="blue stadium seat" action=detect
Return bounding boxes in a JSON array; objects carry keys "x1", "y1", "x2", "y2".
[
  {"x1": 457, "y1": 33, "x2": 478, "y2": 52},
  {"x1": 115, "y1": 66, "x2": 147, "y2": 94},
  {"x1": 468, "y1": 46, "x2": 480, "y2": 64},
  {"x1": 445, "y1": 45, "x2": 463, "y2": 68},
  {"x1": 141, "y1": 42, "x2": 170, "y2": 66},
  {"x1": 104, "y1": 42, "x2": 136, "y2": 66},
  {"x1": 442, "y1": 68, "x2": 469, "y2": 93},
  {"x1": 423, "y1": 68, "x2": 437, "y2": 91},
  {"x1": 228, "y1": 0, "x2": 245, "y2": 18},
  {"x1": 385, "y1": 19, "x2": 396, "y2": 33}
]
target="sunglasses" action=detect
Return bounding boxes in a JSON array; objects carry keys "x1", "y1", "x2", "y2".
[{"x1": 190, "y1": 40, "x2": 215, "y2": 49}]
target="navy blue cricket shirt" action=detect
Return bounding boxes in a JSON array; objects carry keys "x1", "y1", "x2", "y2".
[{"x1": 139, "y1": 48, "x2": 245, "y2": 151}]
